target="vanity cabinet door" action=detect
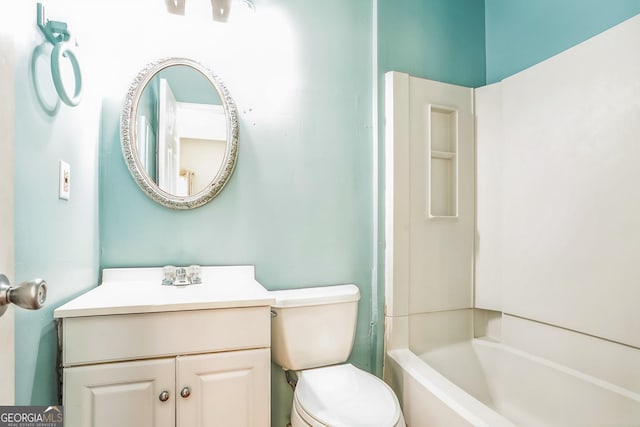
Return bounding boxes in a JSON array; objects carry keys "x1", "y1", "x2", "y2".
[
  {"x1": 176, "y1": 348, "x2": 270, "y2": 427},
  {"x1": 64, "y1": 358, "x2": 175, "y2": 427}
]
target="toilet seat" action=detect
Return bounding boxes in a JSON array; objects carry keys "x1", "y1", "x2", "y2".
[{"x1": 293, "y1": 364, "x2": 402, "y2": 427}]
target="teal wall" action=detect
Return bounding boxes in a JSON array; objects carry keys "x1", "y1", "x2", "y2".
[
  {"x1": 485, "y1": 0, "x2": 640, "y2": 83},
  {"x1": 97, "y1": 1, "x2": 373, "y2": 425},
  {"x1": 378, "y1": 0, "x2": 487, "y2": 88},
  {"x1": 13, "y1": 1, "x2": 100, "y2": 404}
]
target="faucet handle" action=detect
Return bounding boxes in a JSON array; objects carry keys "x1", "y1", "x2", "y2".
[
  {"x1": 187, "y1": 265, "x2": 201, "y2": 284},
  {"x1": 162, "y1": 265, "x2": 176, "y2": 285}
]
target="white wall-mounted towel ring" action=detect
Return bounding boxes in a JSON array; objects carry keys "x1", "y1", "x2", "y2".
[{"x1": 51, "y1": 41, "x2": 82, "y2": 107}]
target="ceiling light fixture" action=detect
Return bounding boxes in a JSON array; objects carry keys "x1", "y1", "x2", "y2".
[
  {"x1": 165, "y1": 0, "x2": 254, "y2": 22},
  {"x1": 165, "y1": 0, "x2": 186, "y2": 15}
]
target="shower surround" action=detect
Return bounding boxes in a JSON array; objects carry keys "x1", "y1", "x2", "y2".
[{"x1": 384, "y1": 14, "x2": 640, "y2": 426}]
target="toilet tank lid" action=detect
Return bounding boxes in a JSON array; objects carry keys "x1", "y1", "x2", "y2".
[{"x1": 270, "y1": 284, "x2": 360, "y2": 308}]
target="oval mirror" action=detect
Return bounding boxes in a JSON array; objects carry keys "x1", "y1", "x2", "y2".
[{"x1": 121, "y1": 58, "x2": 238, "y2": 209}]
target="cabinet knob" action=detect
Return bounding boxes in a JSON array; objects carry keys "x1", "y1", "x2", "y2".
[
  {"x1": 180, "y1": 386, "x2": 191, "y2": 398},
  {"x1": 158, "y1": 391, "x2": 170, "y2": 402}
]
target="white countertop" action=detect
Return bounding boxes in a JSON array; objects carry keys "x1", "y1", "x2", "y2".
[{"x1": 54, "y1": 265, "x2": 275, "y2": 318}]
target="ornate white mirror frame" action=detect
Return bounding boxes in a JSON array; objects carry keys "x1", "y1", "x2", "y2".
[{"x1": 120, "y1": 57, "x2": 238, "y2": 209}]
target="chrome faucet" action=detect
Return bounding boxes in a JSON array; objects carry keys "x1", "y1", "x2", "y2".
[
  {"x1": 162, "y1": 265, "x2": 202, "y2": 286},
  {"x1": 174, "y1": 267, "x2": 189, "y2": 285}
]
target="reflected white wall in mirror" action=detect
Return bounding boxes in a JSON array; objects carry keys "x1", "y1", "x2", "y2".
[{"x1": 175, "y1": 102, "x2": 227, "y2": 196}]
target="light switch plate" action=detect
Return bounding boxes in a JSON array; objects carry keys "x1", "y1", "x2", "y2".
[{"x1": 59, "y1": 160, "x2": 70, "y2": 200}]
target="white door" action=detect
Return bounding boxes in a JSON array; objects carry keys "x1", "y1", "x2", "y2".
[
  {"x1": 63, "y1": 358, "x2": 175, "y2": 427},
  {"x1": 176, "y1": 349, "x2": 270, "y2": 427},
  {"x1": 0, "y1": 18, "x2": 15, "y2": 405},
  {"x1": 158, "y1": 78, "x2": 180, "y2": 194}
]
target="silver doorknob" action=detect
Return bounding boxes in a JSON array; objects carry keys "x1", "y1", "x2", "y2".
[
  {"x1": 158, "y1": 391, "x2": 170, "y2": 402},
  {"x1": 0, "y1": 274, "x2": 47, "y2": 317},
  {"x1": 180, "y1": 387, "x2": 191, "y2": 398}
]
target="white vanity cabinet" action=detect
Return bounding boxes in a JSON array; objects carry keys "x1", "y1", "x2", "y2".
[
  {"x1": 63, "y1": 348, "x2": 269, "y2": 427},
  {"x1": 176, "y1": 349, "x2": 269, "y2": 426},
  {"x1": 54, "y1": 266, "x2": 274, "y2": 427},
  {"x1": 64, "y1": 357, "x2": 176, "y2": 427}
]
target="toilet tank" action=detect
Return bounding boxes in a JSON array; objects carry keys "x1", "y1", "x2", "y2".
[{"x1": 270, "y1": 284, "x2": 360, "y2": 371}]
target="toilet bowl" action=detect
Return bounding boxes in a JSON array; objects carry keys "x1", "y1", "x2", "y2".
[
  {"x1": 291, "y1": 364, "x2": 405, "y2": 427},
  {"x1": 270, "y1": 285, "x2": 405, "y2": 427}
]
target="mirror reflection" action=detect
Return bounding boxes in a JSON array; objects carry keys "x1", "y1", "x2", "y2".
[
  {"x1": 135, "y1": 65, "x2": 227, "y2": 196},
  {"x1": 121, "y1": 57, "x2": 238, "y2": 210}
]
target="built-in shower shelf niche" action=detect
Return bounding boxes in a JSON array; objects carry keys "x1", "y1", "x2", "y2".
[{"x1": 428, "y1": 104, "x2": 458, "y2": 218}]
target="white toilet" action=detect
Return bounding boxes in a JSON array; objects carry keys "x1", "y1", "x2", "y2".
[{"x1": 270, "y1": 284, "x2": 406, "y2": 427}]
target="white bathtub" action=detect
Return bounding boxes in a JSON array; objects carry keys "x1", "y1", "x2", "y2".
[{"x1": 386, "y1": 339, "x2": 640, "y2": 427}]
